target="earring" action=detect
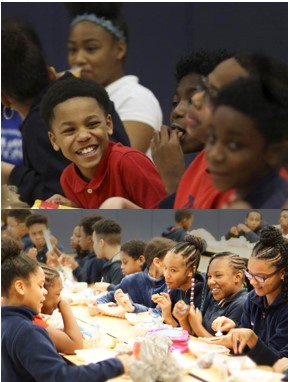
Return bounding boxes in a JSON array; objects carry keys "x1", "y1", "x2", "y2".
[
  {"x1": 190, "y1": 276, "x2": 195, "y2": 306},
  {"x1": 3, "y1": 106, "x2": 15, "y2": 120}
]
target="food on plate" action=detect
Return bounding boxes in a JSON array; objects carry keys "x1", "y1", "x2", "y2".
[{"x1": 151, "y1": 293, "x2": 161, "y2": 302}]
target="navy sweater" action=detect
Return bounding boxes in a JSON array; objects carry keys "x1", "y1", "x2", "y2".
[
  {"x1": 241, "y1": 290, "x2": 288, "y2": 365},
  {"x1": 161, "y1": 226, "x2": 187, "y2": 242},
  {"x1": 73, "y1": 252, "x2": 106, "y2": 284},
  {"x1": 97, "y1": 268, "x2": 167, "y2": 313},
  {"x1": 1, "y1": 306, "x2": 124, "y2": 382}
]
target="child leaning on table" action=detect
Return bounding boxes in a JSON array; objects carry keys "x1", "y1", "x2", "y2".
[
  {"x1": 88, "y1": 237, "x2": 175, "y2": 316},
  {"x1": 40, "y1": 76, "x2": 167, "y2": 209},
  {"x1": 33, "y1": 263, "x2": 83, "y2": 355},
  {"x1": 202, "y1": 226, "x2": 288, "y2": 366},
  {"x1": 173, "y1": 252, "x2": 247, "y2": 337},
  {"x1": 1, "y1": 236, "x2": 130, "y2": 382},
  {"x1": 225, "y1": 210, "x2": 265, "y2": 243}
]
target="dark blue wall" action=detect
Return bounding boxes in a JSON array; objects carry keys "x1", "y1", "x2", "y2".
[{"x1": 2, "y1": 3, "x2": 288, "y2": 123}]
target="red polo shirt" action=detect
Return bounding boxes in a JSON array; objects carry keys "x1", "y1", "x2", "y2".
[
  {"x1": 174, "y1": 150, "x2": 234, "y2": 208},
  {"x1": 61, "y1": 142, "x2": 166, "y2": 208}
]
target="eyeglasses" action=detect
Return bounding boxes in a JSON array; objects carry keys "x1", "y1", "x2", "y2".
[{"x1": 244, "y1": 269, "x2": 281, "y2": 284}]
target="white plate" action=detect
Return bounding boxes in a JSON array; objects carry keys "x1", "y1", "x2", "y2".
[
  {"x1": 188, "y1": 339, "x2": 230, "y2": 356},
  {"x1": 75, "y1": 348, "x2": 116, "y2": 364}
]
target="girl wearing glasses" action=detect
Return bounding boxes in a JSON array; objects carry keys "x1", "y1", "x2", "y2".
[{"x1": 204, "y1": 226, "x2": 288, "y2": 366}]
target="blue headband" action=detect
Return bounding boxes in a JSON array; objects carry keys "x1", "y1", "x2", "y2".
[{"x1": 71, "y1": 13, "x2": 126, "y2": 41}]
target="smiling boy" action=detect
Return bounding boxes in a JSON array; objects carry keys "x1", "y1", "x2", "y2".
[{"x1": 41, "y1": 77, "x2": 166, "y2": 208}]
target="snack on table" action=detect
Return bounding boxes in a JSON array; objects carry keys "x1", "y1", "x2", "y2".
[
  {"x1": 32, "y1": 199, "x2": 79, "y2": 209},
  {"x1": 96, "y1": 303, "x2": 126, "y2": 318}
]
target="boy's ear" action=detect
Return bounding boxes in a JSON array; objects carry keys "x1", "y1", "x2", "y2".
[
  {"x1": 138, "y1": 255, "x2": 145, "y2": 265},
  {"x1": 106, "y1": 114, "x2": 114, "y2": 136},
  {"x1": 14, "y1": 279, "x2": 25, "y2": 296},
  {"x1": 48, "y1": 131, "x2": 60, "y2": 151}
]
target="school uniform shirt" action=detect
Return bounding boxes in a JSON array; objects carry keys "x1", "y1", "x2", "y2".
[
  {"x1": 105, "y1": 75, "x2": 163, "y2": 158},
  {"x1": 202, "y1": 289, "x2": 248, "y2": 335},
  {"x1": 174, "y1": 151, "x2": 234, "y2": 209},
  {"x1": 161, "y1": 226, "x2": 187, "y2": 242},
  {"x1": 21, "y1": 233, "x2": 34, "y2": 252},
  {"x1": 60, "y1": 141, "x2": 166, "y2": 208},
  {"x1": 1, "y1": 306, "x2": 124, "y2": 382},
  {"x1": 72, "y1": 252, "x2": 106, "y2": 284},
  {"x1": 169, "y1": 272, "x2": 206, "y2": 312},
  {"x1": 225, "y1": 225, "x2": 266, "y2": 243},
  {"x1": 240, "y1": 290, "x2": 288, "y2": 366},
  {"x1": 97, "y1": 268, "x2": 167, "y2": 313},
  {"x1": 32, "y1": 314, "x2": 49, "y2": 329},
  {"x1": 101, "y1": 253, "x2": 124, "y2": 292}
]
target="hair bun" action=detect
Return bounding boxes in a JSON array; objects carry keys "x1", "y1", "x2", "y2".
[
  {"x1": 184, "y1": 234, "x2": 207, "y2": 253},
  {"x1": 259, "y1": 225, "x2": 284, "y2": 246},
  {"x1": 65, "y1": 3, "x2": 124, "y2": 19}
]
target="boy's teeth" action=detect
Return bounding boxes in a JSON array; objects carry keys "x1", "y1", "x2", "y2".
[{"x1": 78, "y1": 146, "x2": 95, "y2": 155}]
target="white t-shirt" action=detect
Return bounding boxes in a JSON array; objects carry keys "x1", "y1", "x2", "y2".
[{"x1": 106, "y1": 75, "x2": 163, "y2": 157}]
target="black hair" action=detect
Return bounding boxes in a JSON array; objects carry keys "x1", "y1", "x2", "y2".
[
  {"x1": 251, "y1": 225, "x2": 288, "y2": 301},
  {"x1": 1, "y1": 236, "x2": 39, "y2": 296},
  {"x1": 200, "y1": 252, "x2": 246, "y2": 313},
  {"x1": 144, "y1": 237, "x2": 176, "y2": 269},
  {"x1": 92, "y1": 218, "x2": 122, "y2": 246},
  {"x1": 170, "y1": 234, "x2": 206, "y2": 272},
  {"x1": 235, "y1": 53, "x2": 288, "y2": 87},
  {"x1": 65, "y1": 3, "x2": 128, "y2": 42},
  {"x1": 25, "y1": 214, "x2": 48, "y2": 229},
  {"x1": 246, "y1": 210, "x2": 262, "y2": 219},
  {"x1": 1, "y1": 18, "x2": 49, "y2": 102},
  {"x1": 7, "y1": 209, "x2": 33, "y2": 223},
  {"x1": 40, "y1": 263, "x2": 60, "y2": 288},
  {"x1": 213, "y1": 76, "x2": 288, "y2": 144},
  {"x1": 174, "y1": 210, "x2": 193, "y2": 223},
  {"x1": 79, "y1": 215, "x2": 104, "y2": 236},
  {"x1": 40, "y1": 77, "x2": 110, "y2": 131},
  {"x1": 120, "y1": 239, "x2": 146, "y2": 260},
  {"x1": 175, "y1": 49, "x2": 234, "y2": 83}
]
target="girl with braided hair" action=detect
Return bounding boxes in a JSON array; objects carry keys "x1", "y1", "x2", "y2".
[
  {"x1": 174, "y1": 252, "x2": 247, "y2": 337},
  {"x1": 33, "y1": 263, "x2": 83, "y2": 354},
  {"x1": 203, "y1": 225, "x2": 288, "y2": 366},
  {"x1": 153, "y1": 234, "x2": 206, "y2": 327}
]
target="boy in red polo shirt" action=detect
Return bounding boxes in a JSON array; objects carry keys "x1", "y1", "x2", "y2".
[{"x1": 40, "y1": 77, "x2": 166, "y2": 208}]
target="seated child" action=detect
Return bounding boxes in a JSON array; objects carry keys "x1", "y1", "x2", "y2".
[
  {"x1": 6, "y1": 209, "x2": 33, "y2": 251},
  {"x1": 161, "y1": 210, "x2": 194, "y2": 242},
  {"x1": 154, "y1": 235, "x2": 206, "y2": 327},
  {"x1": 174, "y1": 252, "x2": 247, "y2": 336},
  {"x1": 205, "y1": 76, "x2": 288, "y2": 208},
  {"x1": 203, "y1": 226, "x2": 288, "y2": 366},
  {"x1": 25, "y1": 213, "x2": 62, "y2": 264},
  {"x1": 1, "y1": 236, "x2": 130, "y2": 381},
  {"x1": 40, "y1": 76, "x2": 167, "y2": 208},
  {"x1": 276, "y1": 208, "x2": 288, "y2": 238},
  {"x1": 119, "y1": 239, "x2": 146, "y2": 276},
  {"x1": 225, "y1": 210, "x2": 265, "y2": 243},
  {"x1": 88, "y1": 237, "x2": 175, "y2": 315},
  {"x1": 33, "y1": 264, "x2": 83, "y2": 354}
]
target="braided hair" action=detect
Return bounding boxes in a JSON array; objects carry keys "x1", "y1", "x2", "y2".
[
  {"x1": 251, "y1": 225, "x2": 288, "y2": 300},
  {"x1": 40, "y1": 263, "x2": 60, "y2": 289},
  {"x1": 169, "y1": 234, "x2": 206, "y2": 306},
  {"x1": 200, "y1": 252, "x2": 246, "y2": 313}
]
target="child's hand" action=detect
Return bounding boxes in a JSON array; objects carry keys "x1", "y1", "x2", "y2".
[
  {"x1": 172, "y1": 300, "x2": 189, "y2": 322},
  {"x1": 237, "y1": 223, "x2": 250, "y2": 233},
  {"x1": 211, "y1": 316, "x2": 236, "y2": 333},
  {"x1": 94, "y1": 282, "x2": 110, "y2": 293},
  {"x1": 45, "y1": 194, "x2": 79, "y2": 208},
  {"x1": 273, "y1": 357, "x2": 288, "y2": 373},
  {"x1": 230, "y1": 226, "x2": 239, "y2": 235},
  {"x1": 27, "y1": 247, "x2": 38, "y2": 260},
  {"x1": 188, "y1": 305, "x2": 203, "y2": 328},
  {"x1": 114, "y1": 289, "x2": 134, "y2": 312},
  {"x1": 117, "y1": 353, "x2": 131, "y2": 375},
  {"x1": 87, "y1": 301, "x2": 101, "y2": 316}
]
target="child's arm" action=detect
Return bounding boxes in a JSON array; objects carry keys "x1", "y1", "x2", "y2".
[
  {"x1": 46, "y1": 299, "x2": 83, "y2": 354},
  {"x1": 99, "y1": 197, "x2": 142, "y2": 209},
  {"x1": 45, "y1": 194, "x2": 79, "y2": 208}
]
